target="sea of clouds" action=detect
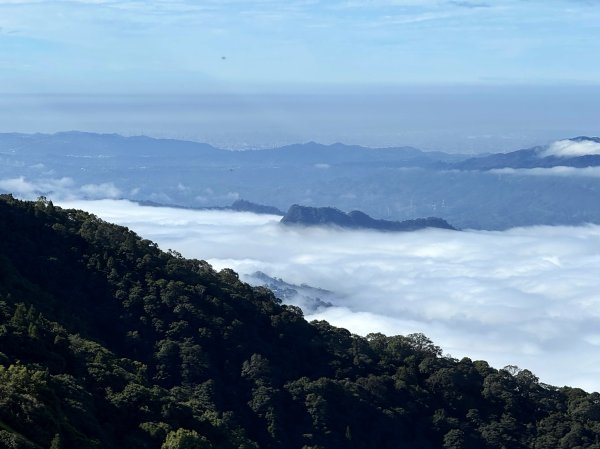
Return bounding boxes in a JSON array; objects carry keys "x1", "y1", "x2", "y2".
[{"x1": 56, "y1": 199, "x2": 600, "y2": 392}]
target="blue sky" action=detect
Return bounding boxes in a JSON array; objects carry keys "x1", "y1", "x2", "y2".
[{"x1": 1, "y1": 0, "x2": 600, "y2": 93}]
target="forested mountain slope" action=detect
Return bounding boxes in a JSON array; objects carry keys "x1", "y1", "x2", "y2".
[{"x1": 0, "y1": 195, "x2": 599, "y2": 449}]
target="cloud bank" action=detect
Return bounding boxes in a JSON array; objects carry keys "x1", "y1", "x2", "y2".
[
  {"x1": 490, "y1": 166, "x2": 600, "y2": 177},
  {"x1": 57, "y1": 199, "x2": 600, "y2": 392},
  {"x1": 0, "y1": 176, "x2": 121, "y2": 199},
  {"x1": 541, "y1": 139, "x2": 600, "y2": 158}
]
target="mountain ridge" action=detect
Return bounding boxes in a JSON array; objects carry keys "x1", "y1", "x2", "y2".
[
  {"x1": 455, "y1": 136, "x2": 600, "y2": 171},
  {"x1": 3, "y1": 131, "x2": 600, "y2": 230},
  {"x1": 281, "y1": 204, "x2": 456, "y2": 231}
]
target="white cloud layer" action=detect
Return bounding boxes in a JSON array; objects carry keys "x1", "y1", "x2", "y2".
[
  {"x1": 541, "y1": 139, "x2": 600, "y2": 158},
  {"x1": 490, "y1": 166, "x2": 600, "y2": 177},
  {"x1": 0, "y1": 176, "x2": 121, "y2": 199},
  {"x1": 0, "y1": 176, "x2": 74, "y2": 196},
  {"x1": 57, "y1": 199, "x2": 600, "y2": 392},
  {"x1": 79, "y1": 182, "x2": 122, "y2": 198}
]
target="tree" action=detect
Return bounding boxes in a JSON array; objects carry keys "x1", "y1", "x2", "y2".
[
  {"x1": 49, "y1": 433, "x2": 62, "y2": 449},
  {"x1": 161, "y1": 428, "x2": 212, "y2": 449},
  {"x1": 443, "y1": 429, "x2": 465, "y2": 449}
]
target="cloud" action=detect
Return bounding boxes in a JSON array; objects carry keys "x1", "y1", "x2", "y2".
[
  {"x1": 3, "y1": 0, "x2": 600, "y2": 91},
  {"x1": 490, "y1": 166, "x2": 600, "y2": 177},
  {"x1": 541, "y1": 139, "x2": 600, "y2": 158},
  {"x1": 55, "y1": 199, "x2": 600, "y2": 392},
  {"x1": 0, "y1": 176, "x2": 74, "y2": 197},
  {"x1": 0, "y1": 176, "x2": 121, "y2": 199},
  {"x1": 449, "y1": 0, "x2": 490, "y2": 7},
  {"x1": 79, "y1": 182, "x2": 121, "y2": 198}
]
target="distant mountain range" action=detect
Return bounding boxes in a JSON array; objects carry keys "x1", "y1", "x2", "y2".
[
  {"x1": 2, "y1": 131, "x2": 600, "y2": 229},
  {"x1": 135, "y1": 199, "x2": 285, "y2": 216},
  {"x1": 0, "y1": 131, "x2": 468, "y2": 168},
  {"x1": 456, "y1": 136, "x2": 600, "y2": 170},
  {"x1": 3, "y1": 131, "x2": 599, "y2": 170}
]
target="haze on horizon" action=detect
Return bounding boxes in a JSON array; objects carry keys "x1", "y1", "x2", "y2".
[{"x1": 1, "y1": 0, "x2": 600, "y2": 151}]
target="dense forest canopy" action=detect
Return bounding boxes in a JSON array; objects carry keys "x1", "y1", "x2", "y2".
[{"x1": 0, "y1": 194, "x2": 599, "y2": 449}]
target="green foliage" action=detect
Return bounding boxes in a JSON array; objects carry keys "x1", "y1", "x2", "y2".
[
  {"x1": 161, "y1": 428, "x2": 212, "y2": 449},
  {"x1": 49, "y1": 433, "x2": 62, "y2": 449},
  {"x1": 0, "y1": 194, "x2": 599, "y2": 449}
]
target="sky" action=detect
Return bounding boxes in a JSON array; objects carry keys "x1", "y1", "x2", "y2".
[
  {"x1": 2, "y1": 88, "x2": 600, "y2": 151},
  {"x1": 1, "y1": 1, "x2": 600, "y2": 150},
  {"x1": 1, "y1": 0, "x2": 600, "y2": 93},
  {"x1": 57, "y1": 200, "x2": 600, "y2": 392}
]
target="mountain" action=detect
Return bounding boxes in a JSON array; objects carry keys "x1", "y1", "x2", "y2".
[
  {"x1": 235, "y1": 141, "x2": 465, "y2": 168},
  {"x1": 281, "y1": 205, "x2": 456, "y2": 231},
  {"x1": 455, "y1": 137, "x2": 600, "y2": 170},
  {"x1": 133, "y1": 199, "x2": 285, "y2": 216},
  {"x1": 3, "y1": 132, "x2": 600, "y2": 230},
  {"x1": 0, "y1": 132, "x2": 462, "y2": 169},
  {"x1": 0, "y1": 131, "x2": 222, "y2": 160},
  {"x1": 229, "y1": 200, "x2": 284, "y2": 216},
  {"x1": 244, "y1": 271, "x2": 334, "y2": 311},
  {"x1": 1, "y1": 195, "x2": 599, "y2": 448}
]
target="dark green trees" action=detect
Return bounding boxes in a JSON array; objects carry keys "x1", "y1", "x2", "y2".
[{"x1": 0, "y1": 194, "x2": 599, "y2": 449}]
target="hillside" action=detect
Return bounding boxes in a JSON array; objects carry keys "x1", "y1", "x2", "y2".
[{"x1": 0, "y1": 195, "x2": 599, "y2": 449}]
